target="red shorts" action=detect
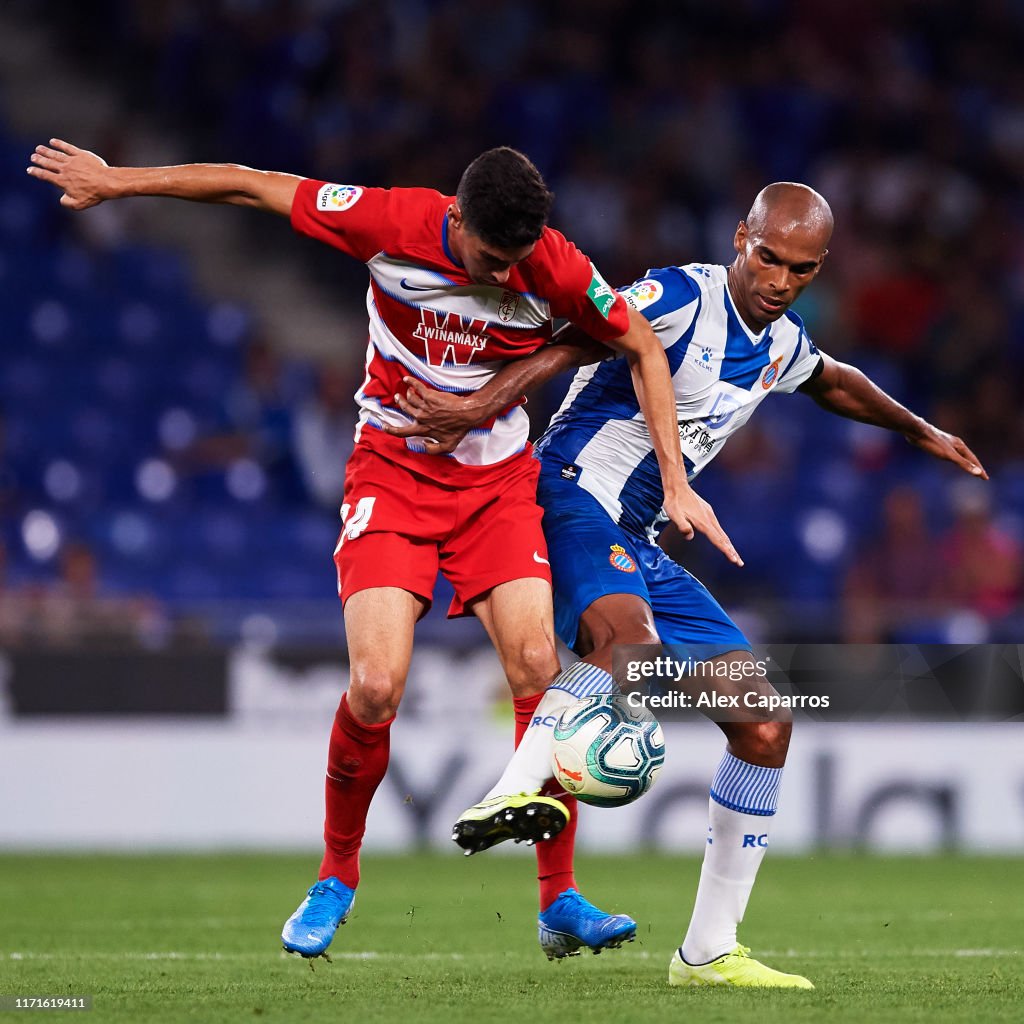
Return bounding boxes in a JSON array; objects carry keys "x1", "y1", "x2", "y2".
[{"x1": 333, "y1": 442, "x2": 551, "y2": 617}]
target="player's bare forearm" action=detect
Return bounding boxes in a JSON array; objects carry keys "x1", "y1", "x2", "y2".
[
  {"x1": 114, "y1": 163, "x2": 301, "y2": 214},
  {"x1": 27, "y1": 139, "x2": 300, "y2": 216},
  {"x1": 611, "y1": 307, "x2": 742, "y2": 565},
  {"x1": 464, "y1": 324, "x2": 608, "y2": 420},
  {"x1": 801, "y1": 354, "x2": 921, "y2": 432},
  {"x1": 803, "y1": 353, "x2": 988, "y2": 478},
  {"x1": 625, "y1": 345, "x2": 686, "y2": 492},
  {"x1": 386, "y1": 326, "x2": 608, "y2": 452}
]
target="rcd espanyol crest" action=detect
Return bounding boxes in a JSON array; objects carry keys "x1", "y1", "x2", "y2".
[{"x1": 609, "y1": 544, "x2": 637, "y2": 573}]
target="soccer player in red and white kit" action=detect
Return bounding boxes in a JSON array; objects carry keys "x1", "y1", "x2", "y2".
[{"x1": 29, "y1": 140, "x2": 740, "y2": 960}]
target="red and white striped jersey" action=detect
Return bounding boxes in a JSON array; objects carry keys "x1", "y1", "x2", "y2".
[{"x1": 290, "y1": 179, "x2": 630, "y2": 482}]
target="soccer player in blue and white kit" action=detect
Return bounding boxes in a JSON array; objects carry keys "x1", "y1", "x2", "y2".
[{"x1": 389, "y1": 182, "x2": 987, "y2": 987}]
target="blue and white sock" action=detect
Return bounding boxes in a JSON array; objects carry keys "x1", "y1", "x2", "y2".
[
  {"x1": 681, "y1": 750, "x2": 783, "y2": 964},
  {"x1": 483, "y1": 662, "x2": 617, "y2": 800}
]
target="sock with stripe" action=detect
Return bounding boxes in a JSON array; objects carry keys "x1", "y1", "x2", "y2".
[
  {"x1": 681, "y1": 749, "x2": 783, "y2": 964},
  {"x1": 318, "y1": 692, "x2": 394, "y2": 889},
  {"x1": 483, "y1": 661, "x2": 616, "y2": 801}
]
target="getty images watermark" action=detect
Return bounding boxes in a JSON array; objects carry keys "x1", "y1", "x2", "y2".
[
  {"x1": 623, "y1": 653, "x2": 828, "y2": 713},
  {"x1": 613, "y1": 644, "x2": 1024, "y2": 722}
]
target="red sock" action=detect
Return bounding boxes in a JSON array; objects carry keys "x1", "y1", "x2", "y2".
[
  {"x1": 513, "y1": 693, "x2": 578, "y2": 911},
  {"x1": 318, "y1": 692, "x2": 393, "y2": 889}
]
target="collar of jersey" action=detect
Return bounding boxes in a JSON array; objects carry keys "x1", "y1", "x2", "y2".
[
  {"x1": 723, "y1": 276, "x2": 769, "y2": 345},
  {"x1": 441, "y1": 214, "x2": 463, "y2": 269}
]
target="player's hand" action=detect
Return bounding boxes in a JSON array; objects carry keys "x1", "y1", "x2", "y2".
[
  {"x1": 380, "y1": 377, "x2": 484, "y2": 455},
  {"x1": 664, "y1": 485, "x2": 744, "y2": 567},
  {"x1": 27, "y1": 139, "x2": 112, "y2": 210},
  {"x1": 906, "y1": 422, "x2": 989, "y2": 479}
]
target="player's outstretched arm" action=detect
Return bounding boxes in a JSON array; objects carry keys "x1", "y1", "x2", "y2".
[
  {"x1": 27, "y1": 139, "x2": 301, "y2": 216},
  {"x1": 384, "y1": 324, "x2": 609, "y2": 453},
  {"x1": 607, "y1": 306, "x2": 743, "y2": 566},
  {"x1": 800, "y1": 353, "x2": 988, "y2": 478}
]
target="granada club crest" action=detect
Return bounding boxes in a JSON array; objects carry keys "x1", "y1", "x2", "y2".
[
  {"x1": 497, "y1": 290, "x2": 520, "y2": 323},
  {"x1": 761, "y1": 357, "x2": 783, "y2": 390},
  {"x1": 609, "y1": 544, "x2": 637, "y2": 573}
]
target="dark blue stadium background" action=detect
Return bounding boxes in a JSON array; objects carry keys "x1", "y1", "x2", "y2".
[{"x1": 1, "y1": 0, "x2": 1022, "y2": 650}]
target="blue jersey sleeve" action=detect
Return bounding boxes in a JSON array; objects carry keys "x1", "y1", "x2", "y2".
[
  {"x1": 775, "y1": 309, "x2": 824, "y2": 393},
  {"x1": 619, "y1": 266, "x2": 701, "y2": 324}
]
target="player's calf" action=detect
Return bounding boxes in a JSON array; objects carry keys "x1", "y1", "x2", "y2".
[{"x1": 723, "y1": 718, "x2": 792, "y2": 767}]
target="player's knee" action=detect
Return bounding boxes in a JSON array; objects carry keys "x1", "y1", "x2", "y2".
[
  {"x1": 505, "y1": 643, "x2": 560, "y2": 697},
  {"x1": 585, "y1": 617, "x2": 659, "y2": 655},
  {"x1": 747, "y1": 718, "x2": 792, "y2": 763},
  {"x1": 347, "y1": 672, "x2": 403, "y2": 722}
]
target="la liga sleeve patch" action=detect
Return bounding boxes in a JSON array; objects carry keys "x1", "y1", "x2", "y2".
[
  {"x1": 315, "y1": 183, "x2": 364, "y2": 212},
  {"x1": 623, "y1": 278, "x2": 665, "y2": 311}
]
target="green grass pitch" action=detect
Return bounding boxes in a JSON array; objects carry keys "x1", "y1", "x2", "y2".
[{"x1": 1, "y1": 852, "x2": 1021, "y2": 1022}]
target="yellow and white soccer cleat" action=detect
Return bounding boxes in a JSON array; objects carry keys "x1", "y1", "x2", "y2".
[
  {"x1": 451, "y1": 793, "x2": 568, "y2": 855},
  {"x1": 669, "y1": 945, "x2": 814, "y2": 989}
]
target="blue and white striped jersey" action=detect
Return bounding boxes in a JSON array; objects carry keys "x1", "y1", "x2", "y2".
[{"x1": 535, "y1": 263, "x2": 823, "y2": 540}]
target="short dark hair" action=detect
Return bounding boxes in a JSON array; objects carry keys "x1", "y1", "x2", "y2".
[{"x1": 456, "y1": 147, "x2": 554, "y2": 249}]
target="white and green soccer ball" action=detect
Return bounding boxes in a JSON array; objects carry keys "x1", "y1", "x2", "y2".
[{"x1": 551, "y1": 693, "x2": 665, "y2": 807}]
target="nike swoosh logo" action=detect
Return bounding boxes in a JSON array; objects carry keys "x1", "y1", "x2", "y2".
[
  {"x1": 533, "y1": 551, "x2": 550, "y2": 565},
  {"x1": 400, "y1": 278, "x2": 439, "y2": 292}
]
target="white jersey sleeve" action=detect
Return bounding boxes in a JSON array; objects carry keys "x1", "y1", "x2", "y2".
[{"x1": 772, "y1": 313, "x2": 824, "y2": 393}]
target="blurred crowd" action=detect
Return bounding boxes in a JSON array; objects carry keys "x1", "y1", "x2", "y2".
[{"x1": 1, "y1": 0, "x2": 1022, "y2": 645}]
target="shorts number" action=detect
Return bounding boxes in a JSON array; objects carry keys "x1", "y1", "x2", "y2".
[
  {"x1": 338, "y1": 496, "x2": 376, "y2": 545},
  {"x1": 334, "y1": 496, "x2": 377, "y2": 595}
]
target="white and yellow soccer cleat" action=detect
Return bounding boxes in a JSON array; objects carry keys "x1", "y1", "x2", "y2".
[
  {"x1": 669, "y1": 945, "x2": 814, "y2": 989},
  {"x1": 451, "y1": 793, "x2": 568, "y2": 855}
]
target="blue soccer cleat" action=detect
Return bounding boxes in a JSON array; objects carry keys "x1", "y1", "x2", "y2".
[
  {"x1": 281, "y1": 877, "x2": 355, "y2": 959},
  {"x1": 537, "y1": 888, "x2": 637, "y2": 960}
]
